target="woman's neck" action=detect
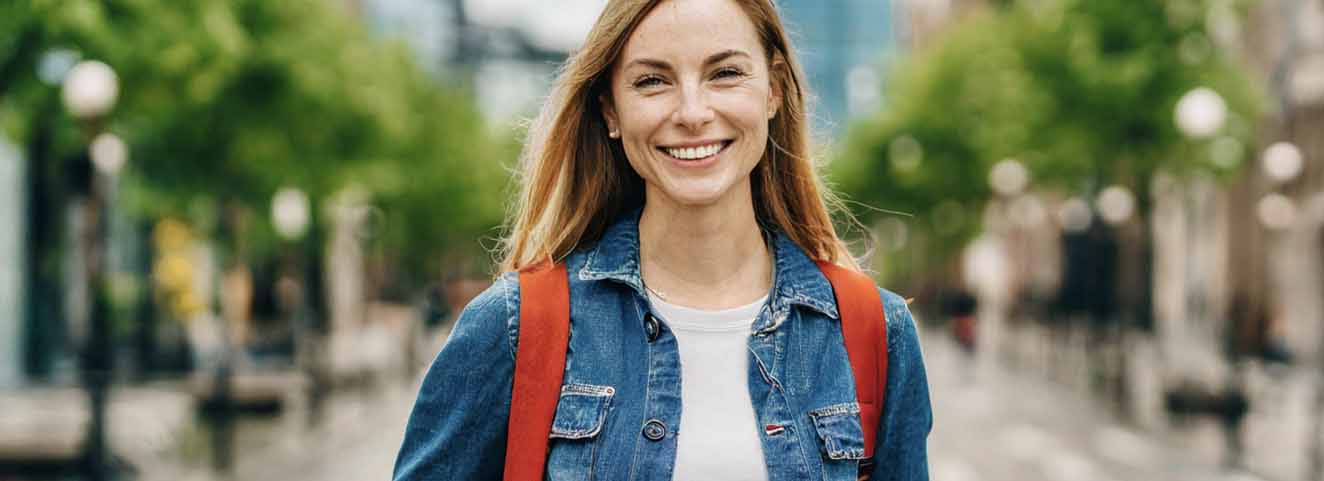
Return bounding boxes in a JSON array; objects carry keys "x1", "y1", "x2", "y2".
[{"x1": 637, "y1": 189, "x2": 772, "y2": 310}]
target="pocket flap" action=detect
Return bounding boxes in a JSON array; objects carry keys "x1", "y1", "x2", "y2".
[
  {"x1": 549, "y1": 384, "x2": 615, "y2": 440},
  {"x1": 808, "y1": 402, "x2": 868, "y2": 460}
]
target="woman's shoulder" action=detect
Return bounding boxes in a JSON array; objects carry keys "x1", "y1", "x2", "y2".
[
  {"x1": 447, "y1": 271, "x2": 521, "y2": 359},
  {"x1": 876, "y1": 287, "x2": 921, "y2": 350}
]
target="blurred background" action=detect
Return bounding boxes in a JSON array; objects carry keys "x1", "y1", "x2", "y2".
[{"x1": 0, "y1": 0, "x2": 1321, "y2": 480}]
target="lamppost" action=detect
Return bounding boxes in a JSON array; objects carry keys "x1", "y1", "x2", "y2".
[
  {"x1": 1165, "y1": 85, "x2": 1250, "y2": 468},
  {"x1": 271, "y1": 187, "x2": 321, "y2": 423},
  {"x1": 61, "y1": 59, "x2": 120, "y2": 481},
  {"x1": 986, "y1": 158, "x2": 1028, "y2": 368}
]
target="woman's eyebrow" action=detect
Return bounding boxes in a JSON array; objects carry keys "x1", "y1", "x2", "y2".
[
  {"x1": 703, "y1": 49, "x2": 751, "y2": 65},
  {"x1": 621, "y1": 50, "x2": 752, "y2": 72},
  {"x1": 623, "y1": 58, "x2": 672, "y2": 72}
]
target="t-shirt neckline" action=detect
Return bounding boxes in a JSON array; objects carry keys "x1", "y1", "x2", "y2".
[{"x1": 647, "y1": 292, "x2": 768, "y2": 332}]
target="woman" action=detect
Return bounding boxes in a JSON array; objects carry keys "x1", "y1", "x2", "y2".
[{"x1": 393, "y1": 0, "x2": 932, "y2": 480}]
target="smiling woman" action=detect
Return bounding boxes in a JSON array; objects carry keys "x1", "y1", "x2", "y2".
[{"x1": 392, "y1": 1, "x2": 934, "y2": 480}]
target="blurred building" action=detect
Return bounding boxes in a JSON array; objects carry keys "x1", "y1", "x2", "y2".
[
  {"x1": 0, "y1": 138, "x2": 22, "y2": 387},
  {"x1": 1242, "y1": 0, "x2": 1324, "y2": 363},
  {"x1": 776, "y1": 0, "x2": 899, "y2": 135},
  {"x1": 347, "y1": 0, "x2": 903, "y2": 136}
]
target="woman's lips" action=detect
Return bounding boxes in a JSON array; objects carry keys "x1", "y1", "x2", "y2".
[{"x1": 657, "y1": 140, "x2": 732, "y2": 167}]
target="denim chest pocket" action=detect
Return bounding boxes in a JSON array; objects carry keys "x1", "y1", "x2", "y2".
[
  {"x1": 545, "y1": 383, "x2": 614, "y2": 481},
  {"x1": 809, "y1": 402, "x2": 869, "y2": 461}
]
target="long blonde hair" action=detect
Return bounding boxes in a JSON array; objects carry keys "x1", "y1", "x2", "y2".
[{"x1": 499, "y1": 0, "x2": 858, "y2": 272}]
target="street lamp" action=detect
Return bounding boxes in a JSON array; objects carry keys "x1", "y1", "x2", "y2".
[
  {"x1": 984, "y1": 158, "x2": 1031, "y2": 366},
  {"x1": 272, "y1": 187, "x2": 311, "y2": 241},
  {"x1": 271, "y1": 187, "x2": 324, "y2": 425},
  {"x1": 90, "y1": 133, "x2": 128, "y2": 177},
  {"x1": 989, "y1": 158, "x2": 1029, "y2": 197},
  {"x1": 1095, "y1": 185, "x2": 1136, "y2": 226},
  {"x1": 272, "y1": 186, "x2": 312, "y2": 369},
  {"x1": 62, "y1": 61, "x2": 119, "y2": 120},
  {"x1": 1256, "y1": 193, "x2": 1297, "y2": 231},
  {"x1": 1174, "y1": 87, "x2": 1227, "y2": 139},
  {"x1": 61, "y1": 59, "x2": 119, "y2": 481},
  {"x1": 1261, "y1": 141, "x2": 1304, "y2": 185},
  {"x1": 1057, "y1": 197, "x2": 1093, "y2": 234}
]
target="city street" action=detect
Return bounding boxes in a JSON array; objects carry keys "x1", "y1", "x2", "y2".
[
  {"x1": 924, "y1": 330, "x2": 1268, "y2": 481},
  {"x1": 4, "y1": 322, "x2": 1283, "y2": 481},
  {"x1": 121, "y1": 325, "x2": 1271, "y2": 481},
  {"x1": 6, "y1": 1, "x2": 1324, "y2": 480}
]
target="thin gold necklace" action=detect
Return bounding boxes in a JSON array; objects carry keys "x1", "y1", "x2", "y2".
[
  {"x1": 643, "y1": 247, "x2": 773, "y2": 304},
  {"x1": 644, "y1": 283, "x2": 670, "y2": 302}
]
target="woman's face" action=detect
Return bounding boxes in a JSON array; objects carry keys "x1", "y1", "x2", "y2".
[{"x1": 603, "y1": 0, "x2": 780, "y2": 208}]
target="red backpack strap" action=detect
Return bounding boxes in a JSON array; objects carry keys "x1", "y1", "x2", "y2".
[
  {"x1": 504, "y1": 262, "x2": 571, "y2": 481},
  {"x1": 816, "y1": 261, "x2": 889, "y2": 459}
]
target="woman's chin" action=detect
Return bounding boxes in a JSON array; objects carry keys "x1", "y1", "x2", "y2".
[{"x1": 651, "y1": 183, "x2": 738, "y2": 208}]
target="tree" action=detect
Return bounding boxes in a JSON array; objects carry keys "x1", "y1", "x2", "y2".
[
  {"x1": 2, "y1": 0, "x2": 511, "y2": 284},
  {"x1": 832, "y1": 0, "x2": 1261, "y2": 286}
]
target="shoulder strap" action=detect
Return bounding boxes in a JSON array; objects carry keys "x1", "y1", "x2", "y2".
[
  {"x1": 504, "y1": 260, "x2": 888, "y2": 476},
  {"x1": 504, "y1": 262, "x2": 570, "y2": 481},
  {"x1": 816, "y1": 261, "x2": 890, "y2": 459}
]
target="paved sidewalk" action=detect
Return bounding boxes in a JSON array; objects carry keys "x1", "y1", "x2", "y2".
[
  {"x1": 924, "y1": 329, "x2": 1270, "y2": 481},
  {"x1": 7, "y1": 323, "x2": 1289, "y2": 481}
]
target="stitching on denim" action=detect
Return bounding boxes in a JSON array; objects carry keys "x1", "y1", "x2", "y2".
[
  {"x1": 809, "y1": 401, "x2": 861, "y2": 418},
  {"x1": 562, "y1": 383, "x2": 616, "y2": 396},
  {"x1": 549, "y1": 388, "x2": 613, "y2": 439},
  {"x1": 578, "y1": 245, "x2": 602, "y2": 280},
  {"x1": 503, "y1": 273, "x2": 518, "y2": 361},
  {"x1": 624, "y1": 295, "x2": 648, "y2": 481},
  {"x1": 808, "y1": 402, "x2": 867, "y2": 460}
]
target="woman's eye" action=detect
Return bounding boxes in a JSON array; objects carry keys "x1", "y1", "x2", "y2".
[
  {"x1": 633, "y1": 75, "x2": 665, "y2": 89},
  {"x1": 713, "y1": 67, "x2": 746, "y2": 80}
]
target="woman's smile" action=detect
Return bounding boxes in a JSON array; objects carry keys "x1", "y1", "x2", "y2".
[{"x1": 657, "y1": 139, "x2": 734, "y2": 167}]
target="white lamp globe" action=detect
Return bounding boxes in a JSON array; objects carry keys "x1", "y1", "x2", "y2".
[
  {"x1": 272, "y1": 187, "x2": 311, "y2": 240},
  {"x1": 1262, "y1": 142, "x2": 1304, "y2": 184},
  {"x1": 1174, "y1": 87, "x2": 1227, "y2": 138},
  {"x1": 1096, "y1": 186, "x2": 1136, "y2": 225},
  {"x1": 61, "y1": 60, "x2": 119, "y2": 119},
  {"x1": 89, "y1": 133, "x2": 128, "y2": 175},
  {"x1": 989, "y1": 159, "x2": 1030, "y2": 197}
]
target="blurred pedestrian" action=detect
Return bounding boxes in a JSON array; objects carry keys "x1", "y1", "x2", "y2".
[
  {"x1": 393, "y1": 1, "x2": 932, "y2": 480},
  {"x1": 945, "y1": 289, "x2": 977, "y2": 385}
]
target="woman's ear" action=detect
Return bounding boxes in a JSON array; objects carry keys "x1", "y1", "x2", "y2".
[{"x1": 600, "y1": 94, "x2": 620, "y2": 137}]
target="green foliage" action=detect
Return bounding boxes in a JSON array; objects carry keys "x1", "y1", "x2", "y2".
[
  {"x1": 1, "y1": 0, "x2": 512, "y2": 283},
  {"x1": 832, "y1": 0, "x2": 1262, "y2": 278}
]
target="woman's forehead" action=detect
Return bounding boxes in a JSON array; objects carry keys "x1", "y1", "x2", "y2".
[{"x1": 619, "y1": 0, "x2": 765, "y2": 67}]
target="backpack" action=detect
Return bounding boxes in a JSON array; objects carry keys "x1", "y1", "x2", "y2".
[{"x1": 503, "y1": 261, "x2": 889, "y2": 480}]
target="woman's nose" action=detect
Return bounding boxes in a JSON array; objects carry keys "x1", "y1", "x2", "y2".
[{"x1": 671, "y1": 85, "x2": 715, "y2": 132}]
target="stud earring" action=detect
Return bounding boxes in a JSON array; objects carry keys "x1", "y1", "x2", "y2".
[{"x1": 608, "y1": 129, "x2": 620, "y2": 139}]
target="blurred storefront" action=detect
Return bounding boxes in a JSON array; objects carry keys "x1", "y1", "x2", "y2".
[{"x1": 0, "y1": 137, "x2": 23, "y2": 388}]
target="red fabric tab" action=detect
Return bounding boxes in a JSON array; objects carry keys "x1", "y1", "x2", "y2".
[{"x1": 504, "y1": 262, "x2": 570, "y2": 481}]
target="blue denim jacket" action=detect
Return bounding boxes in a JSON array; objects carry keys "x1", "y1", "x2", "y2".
[{"x1": 394, "y1": 212, "x2": 933, "y2": 481}]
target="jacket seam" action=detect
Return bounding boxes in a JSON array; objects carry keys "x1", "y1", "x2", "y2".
[{"x1": 503, "y1": 273, "x2": 518, "y2": 361}]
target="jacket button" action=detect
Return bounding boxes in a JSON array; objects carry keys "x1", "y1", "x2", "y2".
[
  {"x1": 642, "y1": 419, "x2": 667, "y2": 441},
  {"x1": 644, "y1": 314, "x2": 661, "y2": 342}
]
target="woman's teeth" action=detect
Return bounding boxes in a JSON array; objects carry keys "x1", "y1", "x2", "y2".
[{"x1": 664, "y1": 142, "x2": 724, "y2": 160}]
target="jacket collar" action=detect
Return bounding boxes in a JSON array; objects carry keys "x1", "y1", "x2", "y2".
[{"x1": 577, "y1": 208, "x2": 840, "y2": 323}]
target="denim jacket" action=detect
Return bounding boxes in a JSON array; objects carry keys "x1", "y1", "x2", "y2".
[{"x1": 394, "y1": 211, "x2": 933, "y2": 481}]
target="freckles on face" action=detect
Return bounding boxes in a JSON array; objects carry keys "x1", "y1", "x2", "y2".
[{"x1": 603, "y1": 0, "x2": 782, "y2": 207}]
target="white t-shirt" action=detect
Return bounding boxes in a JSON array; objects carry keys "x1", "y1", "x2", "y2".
[{"x1": 648, "y1": 292, "x2": 770, "y2": 481}]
